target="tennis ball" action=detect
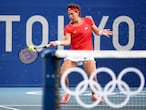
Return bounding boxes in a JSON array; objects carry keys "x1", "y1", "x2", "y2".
[{"x1": 28, "y1": 45, "x2": 35, "y2": 51}]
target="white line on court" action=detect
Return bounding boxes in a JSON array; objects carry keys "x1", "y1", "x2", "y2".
[
  {"x1": 0, "y1": 105, "x2": 20, "y2": 110},
  {"x1": 1, "y1": 105, "x2": 41, "y2": 107},
  {"x1": 25, "y1": 90, "x2": 146, "y2": 97},
  {"x1": 26, "y1": 91, "x2": 42, "y2": 95}
]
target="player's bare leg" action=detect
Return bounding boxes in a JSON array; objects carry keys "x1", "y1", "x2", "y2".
[
  {"x1": 60, "y1": 60, "x2": 77, "y2": 104},
  {"x1": 83, "y1": 60, "x2": 104, "y2": 102}
]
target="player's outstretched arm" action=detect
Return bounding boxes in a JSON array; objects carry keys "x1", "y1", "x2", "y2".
[
  {"x1": 92, "y1": 24, "x2": 112, "y2": 37},
  {"x1": 49, "y1": 33, "x2": 71, "y2": 47}
]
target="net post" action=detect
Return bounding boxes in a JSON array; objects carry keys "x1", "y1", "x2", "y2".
[{"x1": 42, "y1": 50, "x2": 60, "y2": 110}]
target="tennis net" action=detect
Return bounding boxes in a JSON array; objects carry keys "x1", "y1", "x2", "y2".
[{"x1": 42, "y1": 50, "x2": 146, "y2": 110}]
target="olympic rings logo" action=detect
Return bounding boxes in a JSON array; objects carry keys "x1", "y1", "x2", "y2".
[{"x1": 61, "y1": 67, "x2": 145, "y2": 108}]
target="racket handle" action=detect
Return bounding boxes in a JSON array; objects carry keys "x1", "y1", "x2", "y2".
[{"x1": 44, "y1": 44, "x2": 50, "y2": 48}]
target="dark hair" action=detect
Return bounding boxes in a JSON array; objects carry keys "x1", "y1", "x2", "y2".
[{"x1": 67, "y1": 3, "x2": 81, "y2": 16}]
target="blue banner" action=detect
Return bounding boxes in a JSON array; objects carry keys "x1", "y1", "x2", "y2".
[{"x1": 0, "y1": 0, "x2": 146, "y2": 86}]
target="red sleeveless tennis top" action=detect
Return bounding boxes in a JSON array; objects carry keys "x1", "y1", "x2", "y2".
[{"x1": 64, "y1": 17, "x2": 94, "y2": 50}]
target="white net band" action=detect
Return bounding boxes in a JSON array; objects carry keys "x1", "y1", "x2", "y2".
[{"x1": 55, "y1": 50, "x2": 146, "y2": 58}]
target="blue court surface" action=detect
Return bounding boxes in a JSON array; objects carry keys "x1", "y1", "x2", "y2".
[{"x1": 0, "y1": 87, "x2": 145, "y2": 110}]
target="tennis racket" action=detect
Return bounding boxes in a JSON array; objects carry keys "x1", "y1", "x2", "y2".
[{"x1": 19, "y1": 44, "x2": 50, "y2": 64}]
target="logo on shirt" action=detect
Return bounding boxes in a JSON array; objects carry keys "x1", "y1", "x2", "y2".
[
  {"x1": 84, "y1": 27, "x2": 88, "y2": 30},
  {"x1": 73, "y1": 31, "x2": 77, "y2": 33}
]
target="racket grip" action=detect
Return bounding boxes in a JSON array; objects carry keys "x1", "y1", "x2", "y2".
[{"x1": 44, "y1": 44, "x2": 50, "y2": 48}]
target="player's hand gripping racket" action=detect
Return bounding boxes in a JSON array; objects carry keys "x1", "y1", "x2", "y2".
[{"x1": 19, "y1": 44, "x2": 50, "y2": 64}]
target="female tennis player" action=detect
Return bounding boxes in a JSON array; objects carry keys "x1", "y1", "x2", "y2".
[{"x1": 49, "y1": 3, "x2": 112, "y2": 104}]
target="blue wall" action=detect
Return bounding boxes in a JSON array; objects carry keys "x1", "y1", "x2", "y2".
[{"x1": 0, "y1": 0, "x2": 146, "y2": 86}]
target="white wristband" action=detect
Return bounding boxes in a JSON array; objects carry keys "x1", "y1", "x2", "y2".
[
  {"x1": 45, "y1": 44, "x2": 50, "y2": 47},
  {"x1": 99, "y1": 30, "x2": 103, "y2": 36},
  {"x1": 55, "y1": 41, "x2": 61, "y2": 45}
]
